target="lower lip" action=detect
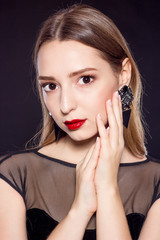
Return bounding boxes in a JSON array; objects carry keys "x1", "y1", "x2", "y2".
[{"x1": 65, "y1": 120, "x2": 86, "y2": 130}]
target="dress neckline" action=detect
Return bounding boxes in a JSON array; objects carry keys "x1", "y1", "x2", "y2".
[{"x1": 33, "y1": 149, "x2": 150, "y2": 168}]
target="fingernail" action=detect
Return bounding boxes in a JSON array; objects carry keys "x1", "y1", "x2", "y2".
[
  {"x1": 107, "y1": 99, "x2": 112, "y2": 106},
  {"x1": 106, "y1": 126, "x2": 110, "y2": 132},
  {"x1": 97, "y1": 113, "x2": 101, "y2": 119},
  {"x1": 115, "y1": 91, "x2": 119, "y2": 98},
  {"x1": 96, "y1": 136, "x2": 100, "y2": 142}
]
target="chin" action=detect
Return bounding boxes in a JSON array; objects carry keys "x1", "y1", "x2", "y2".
[{"x1": 67, "y1": 131, "x2": 97, "y2": 142}]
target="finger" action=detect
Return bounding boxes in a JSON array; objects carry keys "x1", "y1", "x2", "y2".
[
  {"x1": 86, "y1": 137, "x2": 100, "y2": 170},
  {"x1": 119, "y1": 93, "x2": 123, "y2": 120},
  {"x1": 96, "y1": 113, "x2": 109, "y2": 147},
  {"x1": 112, "y1": 91, "x2": 123, "y2": 143},
  {"x1": 106, "y1": 98, "x2": 119, "y2": 146},
  {"x1": 118, "y1": 93, "x2": 124, "y2": 143},
  {"x1": 80, "y1": 143, "x2": 96, "y2": 169},
  {"x1": 112, "y1": 91, "x2": 121, "y2": 123},
  {"x1": 81, "y1": 136, "x2": 100, "y2": 169}
]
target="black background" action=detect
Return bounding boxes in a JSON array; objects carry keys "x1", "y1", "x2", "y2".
[{"x1": 0, "y1": 0, "x2": 160, "y2": 158}]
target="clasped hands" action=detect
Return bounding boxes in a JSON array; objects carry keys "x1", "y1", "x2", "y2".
[{"x1": 72, "y1": 91, "x2": 124, "y2": 218}]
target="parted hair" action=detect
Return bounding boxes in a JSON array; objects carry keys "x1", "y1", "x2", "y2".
[{"x1": 32, "y1": 4, "x2": 146, "y2": 157}]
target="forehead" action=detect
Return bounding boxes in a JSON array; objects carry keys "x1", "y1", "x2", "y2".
[
  {"x1": 37, "y1": 40, "x2": 111, "y2": 75},
  {"x1": 38, "y1": 40, "x2": 100, "y2": 60}
]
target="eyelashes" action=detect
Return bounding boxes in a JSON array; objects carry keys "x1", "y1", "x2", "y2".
[
  {"x1": 40, "y1": 82, "x2": 58, "y2": 92},
  {"x1": 40, "y1": 75, "x2": 96, "y2": 92},
  {"x1": 79, "y1": 75, "x2": 95, "y2": 85}
]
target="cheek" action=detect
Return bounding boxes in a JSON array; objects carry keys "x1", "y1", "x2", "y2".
[
  {"x1": 42, "y1": 93, "x2": 58, "y2": 116},
  {"x1": 95, "y1": 93, "x2": 108, "y2": 120},
  {"x1": 87, "y1": 87, "x2": 115, "y2": 122},
  {"x1": 83, "y1": 91, "x2": 107, "y2": 120},
  {"x1": 42, "y1": 93, "x2": 50, "y2": 112}
]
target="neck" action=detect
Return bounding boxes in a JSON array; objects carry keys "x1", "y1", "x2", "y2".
[
  {"x1": 60, "y1": 136, "x2": 145, "y2": 164},
  {"x1": 57, "y1": 135, "x2": 97, "y2": 163},
  {"x1": 62, "y1": 134, "x2": 97, "y2": 150},
  {"x1": 40, "y1": 135, "x2": 146, "y2": 164},
  {"x1": 120, "y1": 147, "x2": 146, "y2": 163}
]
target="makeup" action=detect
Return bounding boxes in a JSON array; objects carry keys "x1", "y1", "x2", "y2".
[{"x1": 64, "y1": 119, "x2": 86, "y2": 130}]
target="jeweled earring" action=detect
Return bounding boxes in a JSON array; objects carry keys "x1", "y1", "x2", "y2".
[
  {"x1": 49, "y1": 112, "x2": 52, "y2": 116},
  {"x1": 118, "y1": 85, "x2": 134, "y2": 128}
]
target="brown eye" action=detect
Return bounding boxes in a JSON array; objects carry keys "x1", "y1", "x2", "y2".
[
  {"x1": 79, "y1": 76, "x2": 94, "y2": 85},
  {"x1": 42, "y1": 83, "x2": 58, "y2": 92},
  {"x1": 48, "y1": 83, "x2": 57, "y2": 90}
]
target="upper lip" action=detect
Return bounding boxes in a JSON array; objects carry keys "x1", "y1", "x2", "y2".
[{"x1": 64, "y1": 119, "x2": 86, "y2": 124}]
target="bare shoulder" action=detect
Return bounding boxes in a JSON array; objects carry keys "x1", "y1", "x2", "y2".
[
  {"x1": 139, "y1": 198, "x2": 160, "y2": 240},
  {"x1": 0, "y1": 151, "x2": 33, "y2": 239},
  {"x1": 0, "y1": 179, "x2": 27, "y2": 239}
]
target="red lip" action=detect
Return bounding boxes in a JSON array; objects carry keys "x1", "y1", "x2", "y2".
[{"x1": 64, "y1": 119, "x2": 86, "y2": 130}]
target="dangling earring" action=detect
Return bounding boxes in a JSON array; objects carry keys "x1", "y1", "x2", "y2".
[{"x1": 118, "y1": 85, "x2": 134, "y2": 128}]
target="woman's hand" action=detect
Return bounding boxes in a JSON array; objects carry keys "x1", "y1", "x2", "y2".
[
  {"x1": 95, "y1": 91, "x2": 132, "y2": 240},
  {"x1": 71, "y1": 138, "x2": 100, "y2": 218},
  {"x1": 95, "y1": 91, "x2": 124, "y2": 194},
  {"x1": 71, "y1": 90, "x2": 124, "y2": 218}
]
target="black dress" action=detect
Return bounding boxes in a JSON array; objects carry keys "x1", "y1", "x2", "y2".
[{"x1": 0, "y1": 149, "x2": 160, "y2": 240}]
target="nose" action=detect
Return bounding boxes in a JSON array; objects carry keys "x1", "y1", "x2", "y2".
[{"x1": 60, "y1": 86, "x2": 77, "y2": 114}]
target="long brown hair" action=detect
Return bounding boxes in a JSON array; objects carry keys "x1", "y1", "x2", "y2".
[{"x1": 31, "y1": 4, "x2": 146, "y2": 157}]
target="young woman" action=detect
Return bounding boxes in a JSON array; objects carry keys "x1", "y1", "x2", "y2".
[{"x1": 0, "y1": 4, "x2": 160, "y2": 240}]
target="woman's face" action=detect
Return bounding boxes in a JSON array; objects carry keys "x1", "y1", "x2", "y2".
[{"x1": 37, "y1": 40, "x2": 119, "y2": 141}]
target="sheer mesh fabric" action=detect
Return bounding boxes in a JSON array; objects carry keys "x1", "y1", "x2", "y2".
[{"x1": 0, "y1": 150, "x2": 160, "y2": 239}]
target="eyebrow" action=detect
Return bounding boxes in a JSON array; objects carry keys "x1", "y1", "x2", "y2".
[{"x1": 38, "y1": 67, "x2": 98, "y2": 81}]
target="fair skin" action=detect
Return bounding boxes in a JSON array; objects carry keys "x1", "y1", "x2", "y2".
[
  {"x1": 0, "y1": 40, "x2": 160, "y2": 240},
  {"x1": 37, "y1": 40, "x2": 136, "y2": 164}
]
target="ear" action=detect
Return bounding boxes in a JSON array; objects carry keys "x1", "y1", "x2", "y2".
[{"x1": 118, "y1": 58, "x2": 131, "y2": 89}]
